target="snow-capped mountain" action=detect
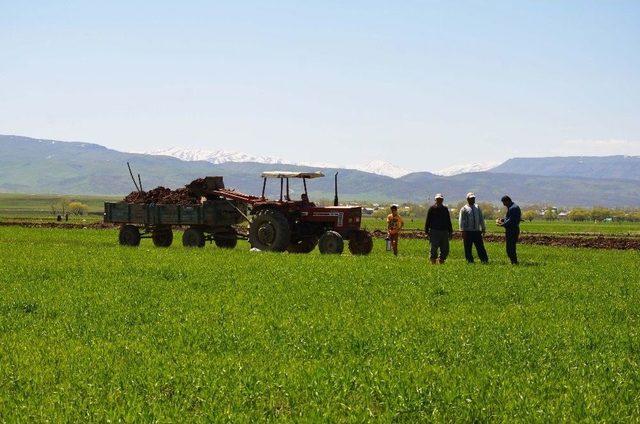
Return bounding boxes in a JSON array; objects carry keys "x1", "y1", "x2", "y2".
[
  {"x1": 144, "y1": 148, "x2": 411, "y2": 178},
  {"x1": 148, "y1": 147, "x2": 286, "y2": 165},
  {"x1": 435, "y1": 161, "x2": 500, "y2": 176},
  {"x1": 355, "y1": 160, "x2": 410, "y2": 178}
]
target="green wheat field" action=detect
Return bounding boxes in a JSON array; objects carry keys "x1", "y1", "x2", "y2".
[{"x1": 1, "y1": 227, "x2": 639, "y2": 421}]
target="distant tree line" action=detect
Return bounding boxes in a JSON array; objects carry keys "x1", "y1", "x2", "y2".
[{"x1": 565, "y1": 208, "x2": 640, "y2": 222}]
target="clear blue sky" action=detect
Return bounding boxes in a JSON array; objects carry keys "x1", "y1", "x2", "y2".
[{"x1": 1, "y1": 1, "x2": 639, "y2": 171}]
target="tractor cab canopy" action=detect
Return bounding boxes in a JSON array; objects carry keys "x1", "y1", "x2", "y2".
[
  {"x1": 260, "y1": 171, "x2": 326, "y2": 201},
  {"x1": 261, "y1": 171, "x2": 325, "y2": 179}
]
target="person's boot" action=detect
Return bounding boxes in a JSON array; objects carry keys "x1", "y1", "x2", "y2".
[
  {"x1": 438, "y1": 258, "x2": 445, "y2": 264},
  {"x1": 430, "y1": 258, "x2": 437, "y2": 265}
]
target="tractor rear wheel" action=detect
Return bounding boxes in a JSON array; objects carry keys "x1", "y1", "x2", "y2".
[
  {"x1": 152, "y1": 227, "x2": 173, "y2": 247},
  {"x1": 119, "y1": 225, "x2": 140, "y2": 246},
  {"x1": 287, "y1": 237, "x2": 318, "y2": 254},
  {"x1": 348, "y1": 230, "x2": 373, "y2": 255},
  {"x1": 318, "y1": 231, "x2": 344, "y2": 254},
  {"x1": 214, "y1": 233, "x2": 238, "y2": 249},
  {"x1": 182, "y1": 228, "x2": 205, "y2": 248},
  {"x1": 249, "y1": 209, "x2": 291, "y2": 252}
]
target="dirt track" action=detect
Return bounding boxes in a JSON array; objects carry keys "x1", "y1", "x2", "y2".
[{"x1": 1, "y1": 221, "x2": 639, "y2": 250}]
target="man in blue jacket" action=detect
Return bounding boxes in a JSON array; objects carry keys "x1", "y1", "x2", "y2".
[{"x1": 497, "y1": 195, "x2": 522, "y2": 265}]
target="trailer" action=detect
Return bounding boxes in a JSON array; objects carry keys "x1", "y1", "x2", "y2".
[{"x1": 104, "y1": 198, "x2": 248, "y2": 248}]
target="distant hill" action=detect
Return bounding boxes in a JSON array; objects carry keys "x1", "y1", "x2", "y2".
[
  {"x1": 0, "y1": 135, "x2": 397, "y2": 200},
  {"x1": 491, "y1": 156, "x2": 640, "y2": 181},
  {"x1": 2, "y1": 134, "x2": 640, "y2": 206}
]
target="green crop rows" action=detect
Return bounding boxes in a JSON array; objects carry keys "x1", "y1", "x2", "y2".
[{"x1": 1, "y1": 227, "x2": 639, "y2": 421}]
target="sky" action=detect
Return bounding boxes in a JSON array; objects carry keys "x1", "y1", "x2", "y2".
[{"x1": 1, "y1": 1, "x2": 639, "y2": 172}]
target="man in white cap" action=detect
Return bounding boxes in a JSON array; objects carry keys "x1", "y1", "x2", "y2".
[
  {"x1": 458, "y1": 192, "x2": 489, "y2": 263},
  {"x1": 425, "y1": 193, "x2": 453, "y2": 264}
]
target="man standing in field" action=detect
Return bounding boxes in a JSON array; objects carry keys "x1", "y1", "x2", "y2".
[
  {"x1": 459, "y1": 192, "x2": 489, "y2": 263},
  {"x1": 387, "y1": 204, "x2": 404, "y2": 256},
  {"x1": 497, "y1": 195, "x2": 521, "y2": 265},
  {"x1": 425, "y1": 193, "x2": 453, "y2": 264}
]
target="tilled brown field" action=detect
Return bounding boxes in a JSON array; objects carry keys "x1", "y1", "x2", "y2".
[
  {"x1": 0, "y1": 221, "x2": 116, "y2": 229},
  {"x1": 371, "y1": 229, "x2": 640, "y2": 250}
]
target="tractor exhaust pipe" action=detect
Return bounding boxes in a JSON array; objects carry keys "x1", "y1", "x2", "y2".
[{"x1": 333, "y1": 172, "x2": 339, "y2": 206}]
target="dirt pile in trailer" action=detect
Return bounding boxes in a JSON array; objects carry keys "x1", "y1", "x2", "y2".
[
  {"x1": 122, "y1": 186, "x2": 199, "y2": 205},
  {"x1": 184, "y1": 178, "x2": 210, "y2": 196},
  {"x1": 120, "y1": 177, "x2": 229, "y2": 204}
]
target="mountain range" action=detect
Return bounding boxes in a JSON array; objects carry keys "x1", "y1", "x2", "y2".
[
  {"x1": 1, "y1": 134, "x2": 640, "y2": 206},
  {"x1": 491, "y1": 156, "x2": 640, "y2": 181},
  {"x1": 147, "y1": 147, "x2": 412, "y2": 178}
]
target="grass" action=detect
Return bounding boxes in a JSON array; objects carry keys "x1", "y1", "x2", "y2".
[{"x1": 1, "y1": 227, "x2": 639, "y2": 421}]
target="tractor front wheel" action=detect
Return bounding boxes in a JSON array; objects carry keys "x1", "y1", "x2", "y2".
[
  {"x1": 152, "y1": 227, "x2": 173, "y2": 247},
  {"x1": 318, "y1": 231, "x2": 344, "y2": 254},
  {"x1": 182, "y1": 228, "x2": 205, "y2": 248},
  {"x1": 119, "y1": 225, "x2": 141, "y2": 246},
  {"x1": 287, "y1": 237, "x2": 318, "y2": 254},
  {"x1": 249, "y1": 209, "x2": 291, "y2": 252},
  {"x1": 348, "y1": 230, "x2": 373, "y2": 255}
]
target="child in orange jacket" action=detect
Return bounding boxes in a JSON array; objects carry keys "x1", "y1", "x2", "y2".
[{"x1": 387, "y1": 204, "x2": 404, "y2": 256}]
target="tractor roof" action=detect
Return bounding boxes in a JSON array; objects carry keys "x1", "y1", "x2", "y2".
[{"x1": 261, "y1": 171, "x2": 325, "y2": 179}]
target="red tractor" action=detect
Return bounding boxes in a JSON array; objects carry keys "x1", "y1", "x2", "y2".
[{"x1": 213, "y1": 171, "x2": 373, "y2": 254}]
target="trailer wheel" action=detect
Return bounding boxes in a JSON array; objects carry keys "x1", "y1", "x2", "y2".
[
  {"x1": 119, "y1": 225, "x2": 141, "y2": 246},
  {"x1": 287, "y1": 237, "x2": 318, "y2": 254},
  {"x1": 348, "y1": 230, "x2": 373, "y2": 255},
  {"x1": 182, "y1": 228, "x2": 205, "y2": 248},
  {"x1": 214, "y1": 234, "x2": 238, "y2": 249},
  {"x1": 152, "y1": 228, "x2": 173, "y2": 247},
  {"x1": 318, "y1": 231, "x2": 344, "y2": 254},
  {"x1": 249, "y1": 209, "x2": 291, "y2": 252}
]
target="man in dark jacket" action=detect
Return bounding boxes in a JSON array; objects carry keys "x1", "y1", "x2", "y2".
[
  {"x1": 497, "y1": 195, "x2": 522, "y2": 264},
  {"x1": 425, "y1": 193, "x2": 453, "y2": 264}
]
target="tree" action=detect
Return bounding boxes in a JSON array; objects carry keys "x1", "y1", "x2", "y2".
[
  {"x1": 543, "y1": 209, "x2": 557, "y2": 221},
  {"x1": 49, "y1": 197, "x2": 71, "y2": 216},
  {"x1": 371, "y1": 209, "x2": 389, "y2": 220},
  {"x1": 68, "y1": 201, "x2": 89, "y2": 215},
  {"x1": 478, "y1": 202, "x2": 496, "y2": 220},
  {"x1": 61, "y1": 198, "x2": 71, "y2": 214},
  {"x1": 568, "y1": 208, "x2": 590, "y2": 221},
  {"x1": 522, "y1": 210, "x2": 537, "y2": 222},
  {"x1": 410, "y1": 203, "x2": 428, "y2": 218},
  {"x1": 590, "y1": 207, "x2": 611, "y2": 222}
]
